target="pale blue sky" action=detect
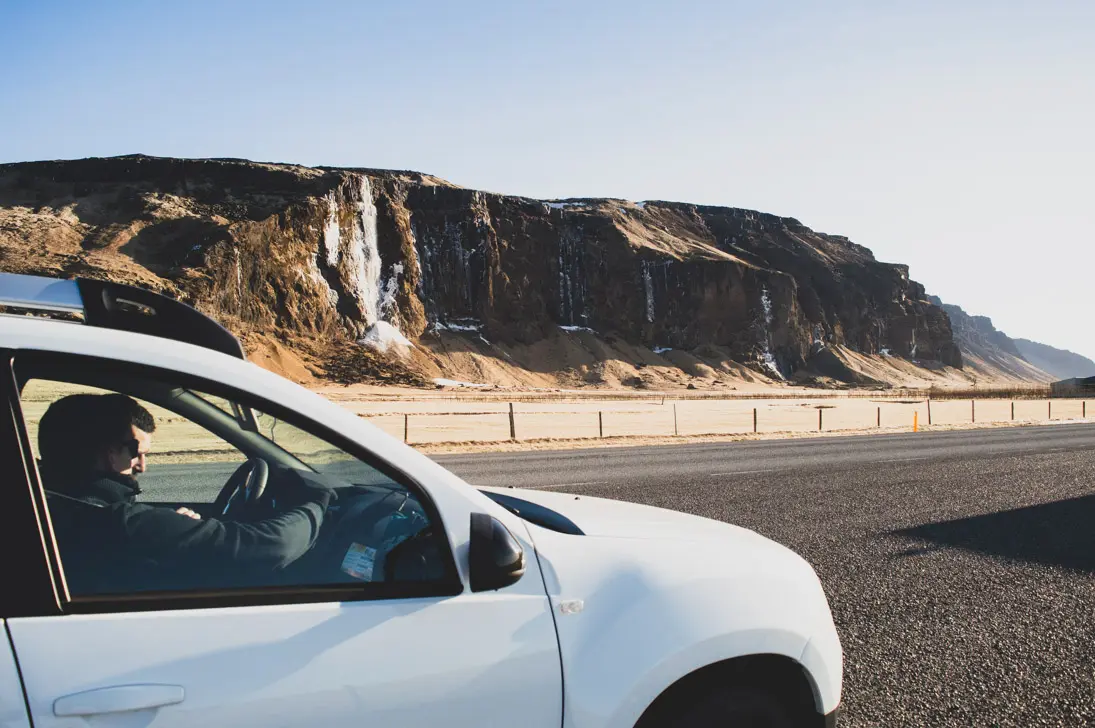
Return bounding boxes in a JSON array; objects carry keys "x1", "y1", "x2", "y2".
[{"x1": 3, "y1": 1, "x2": 1093, "y2": 358}]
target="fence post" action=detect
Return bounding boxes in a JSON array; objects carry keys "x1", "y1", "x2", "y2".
[
  {"x1": 971, "y1": 399, "x2": 975, "y2": 423},
  {"x1": 753, "y1": 407, "x2": 758, "y2": 433},
  {"x1": 877, "y1": 406, "x2": 881, "y2": 428},
  {"x1": 599, "y1": 411, "x2": 603, "y2": 438},
  {"x1": 673, "y1": 403, "x2": 678, "y2": 436},
  {"x1": 818, "y1": 407, "x2": 823, "y2": 432},
  {"x1": 404, "y1": 414, "x2": 409, "y2": 443},
  {"x1": 1048, "y1": 400, "x2": 1052, "y2": 420},
  {"x1": 1085, "y1": 401, "x2": 1087, "y2": 419},
  {"x1": 509, "y1": 403, "x2": 516, "y2": 440},
  {"x1": 1011, "y1": 401, "x2": 1015, "y2": 421},
  {"x1": 927, "y1": 399, "x2": 932, "y2": 425}
]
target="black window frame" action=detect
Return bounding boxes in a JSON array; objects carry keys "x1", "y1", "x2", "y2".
[{"x1": 8, "y1": 349, "x2": 464, "y2": 616}]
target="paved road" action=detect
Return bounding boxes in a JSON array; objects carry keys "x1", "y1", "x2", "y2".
[
  {"x1": 438, "y1": 424, "x2": 1095, "y2": 727},
  {"x1": 434, "y1": 422, "x2": 1095, "y2": 489}
]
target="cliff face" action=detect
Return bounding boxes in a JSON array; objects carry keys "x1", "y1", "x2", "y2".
[
  {"x1": 0, "y1": 155, "x2": 963, "y2": 385},
  {"x1": 927, "y1": 297, "x2": 1052, "y2": 383},
  {"x1": 1013, "y1": 339, "x2": 1095, "y2": 380}
]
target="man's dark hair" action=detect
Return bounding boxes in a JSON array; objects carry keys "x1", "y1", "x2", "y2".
[{"x1": 38, "y1": 393, "x2": 157, "y2": 475}]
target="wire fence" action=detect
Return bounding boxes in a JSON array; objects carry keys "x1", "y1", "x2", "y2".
[
  {"x1": 321, "y1": 383, "x2": 1085, "y2": 405},
  {"x1": 350, "y1": 397, "x2": 1092, "y2": 445}
]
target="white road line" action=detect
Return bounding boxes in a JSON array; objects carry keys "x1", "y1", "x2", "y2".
[
  {"x1": 529, "y1": 480, "x2": 608, "y2": 489},
  {"x1": 708, "y1": 469, "x2": 773, "y2": 476},
  {"x1": 877, "y1": 457, "x2": 930, "y2": 464}
]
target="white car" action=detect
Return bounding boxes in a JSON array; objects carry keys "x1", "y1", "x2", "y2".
[{"x1": 0, "y1": 272, "x2": 841, "y2": 728}]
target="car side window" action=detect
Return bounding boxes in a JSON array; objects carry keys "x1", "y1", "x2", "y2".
[{"x1": 18, "y1": 365, "x2": 450, "y2": 603}]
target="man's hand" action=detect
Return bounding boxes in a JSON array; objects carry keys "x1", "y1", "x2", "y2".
[{"x1": 176, "y1": 507, "x2": 202, "y2": 520}]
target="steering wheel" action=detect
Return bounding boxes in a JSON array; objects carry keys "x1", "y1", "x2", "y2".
[{"x1": 213, "y1": 458, "x2": 270, "y2": 518}]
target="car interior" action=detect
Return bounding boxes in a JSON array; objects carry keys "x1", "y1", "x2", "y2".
[{"x1": 13, "y1": 357, "x2": 451, "y2": 596}]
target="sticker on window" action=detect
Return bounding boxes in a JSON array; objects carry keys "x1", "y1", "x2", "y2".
[{"x1": 341, "y1": 543, "x2": 378, "y2": 581}]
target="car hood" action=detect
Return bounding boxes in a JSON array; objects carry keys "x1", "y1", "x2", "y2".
[{"x1": 479, "y1": 486, "x2": 788, "y2": 551}]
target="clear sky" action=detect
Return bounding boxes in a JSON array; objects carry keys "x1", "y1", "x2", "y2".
[{"x1": 3, "y1": 0, "x2": 1093, "y2": 358}]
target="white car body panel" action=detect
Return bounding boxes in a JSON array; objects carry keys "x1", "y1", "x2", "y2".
[
  {"x1": 1, "y1": 314, "x2": 842, "y2": 725},
  {"x1": 0, "y1": 626, "x2": 31, "y2": 728},
  {"x1": 485, "y1": 488, "x2": 843, "y2": 725},
  {"x1": 9, "y1": 592, "x2": 561, "y2": 728}
]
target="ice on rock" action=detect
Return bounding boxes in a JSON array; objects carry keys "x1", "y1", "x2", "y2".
[
  {"x1": 344, "y1": 176, "x2": 383, "y2": 327},
  {"x1": 323, "y1": 191, "x2": 341, "y2": 267},
  {"x1": 379, "y1": 263, "x2": 404, "y2": 320},
  {"x1": 643, "y1": 262, "x2": 655, "y2": 323},
  {"x1": 759, "y1": 286, "x2": 784, "y2": 380}
]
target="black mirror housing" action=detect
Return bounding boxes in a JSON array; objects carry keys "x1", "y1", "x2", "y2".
[{"x1": 469, "y1": 513, "x2": 526, "y2": 592}]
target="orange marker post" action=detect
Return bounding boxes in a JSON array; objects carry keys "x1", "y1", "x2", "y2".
[{"x1": 913, "y1": 411, "x2": 919, "y2": 432}]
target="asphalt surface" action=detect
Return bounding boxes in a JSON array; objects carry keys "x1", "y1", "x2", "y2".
[{"x1": 437, "y1": 424, "x2": 1095, "y2": 727}]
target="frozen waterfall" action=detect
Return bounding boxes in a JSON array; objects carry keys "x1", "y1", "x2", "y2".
[
  {"x1": 760, "y1": 287, "x2": 784, "y2": 380},
  {"x1": 321, "y1": 175, "x2": 411, "y2": 354},
  {"x1": 344, "y1": 175, "x2": 383, "y2": 328}
]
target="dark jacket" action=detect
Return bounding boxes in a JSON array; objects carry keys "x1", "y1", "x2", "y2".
[{"x1": 43, "y1": 464, "x2": 331, "y2": 596}]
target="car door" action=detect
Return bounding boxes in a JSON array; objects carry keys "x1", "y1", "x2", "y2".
[
  {"x1": 0, "y1": 624, "x2": 31, "y2": 728},
  {"x1": 3, "y1": 352, "x2": 562, "y2": 728}
]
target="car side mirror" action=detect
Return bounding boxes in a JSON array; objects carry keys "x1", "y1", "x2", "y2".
[{"x1": 469, "y1": 513, "x2": 526, "y2": 592}]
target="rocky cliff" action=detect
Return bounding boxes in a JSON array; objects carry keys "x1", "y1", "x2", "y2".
[
  {"x1": 926, "y1": 297, "x2": 1053, "y2": 383},
  {"x1": 1013, "y1": 339, "x2": 1095, "y2": 380},
  {"x1": 0, "y1": 155, "x2": 967, "y2": 388}
]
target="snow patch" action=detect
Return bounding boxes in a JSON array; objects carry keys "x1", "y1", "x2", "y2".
[
  {"x1": 762, "y1": 351, "x2": 784, "y2": 380},
  {"x1": 431, "y1": 320, "x2": 482, "y2": 332},
  {"x1": 359, "y1": 321, "x2": 414, "y2": 356},
  {"x1": 634, "y1": 201, "x2": 647, "y2": 210},
  {"x1": 653, "y1": 346, "x2": 672, "y2": 354},
  {"x1": 880, "y1": 348, "x2": 892, "y2": 356},
  {"x1": 432, "y1": 378, "x2": 492, "y2": 389},
  {"x1": 560, "y1": 325, "x2": 595, "y2": 333}
]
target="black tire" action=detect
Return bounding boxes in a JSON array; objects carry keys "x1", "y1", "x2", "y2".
[{"x1": 672, "y1": 684, "x2": 800, "y2": 728}]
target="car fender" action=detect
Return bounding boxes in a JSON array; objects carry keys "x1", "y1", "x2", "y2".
[{"x1": 526, "y1": 525, "x2": 840, "y2": 728}]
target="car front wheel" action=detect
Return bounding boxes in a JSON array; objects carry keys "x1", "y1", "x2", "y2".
[{"x1": 673, "y1": 685, "x2": 801, "y2": 728}]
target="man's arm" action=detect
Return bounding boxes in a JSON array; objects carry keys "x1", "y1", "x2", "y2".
[{"x1": 120, "y1": 469, "x2": 335, "y2": 570}]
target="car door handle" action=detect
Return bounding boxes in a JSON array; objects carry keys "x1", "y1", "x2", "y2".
[{"x1": 53, "y1": 684, "x2": 185, "y2": 717}]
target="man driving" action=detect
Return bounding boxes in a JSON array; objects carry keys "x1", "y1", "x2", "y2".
[{"x1": 39, "y1": 392, "x2": 335, "y2": 595}]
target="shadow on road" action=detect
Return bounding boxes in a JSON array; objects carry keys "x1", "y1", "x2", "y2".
[{"x1": 892, "y1": 494, "x2": 1095, "y2": 573}]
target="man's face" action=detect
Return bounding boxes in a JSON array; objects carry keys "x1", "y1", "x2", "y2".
[{"x1": 102, "y1": 425, "x2": 152, "y2": 476}]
